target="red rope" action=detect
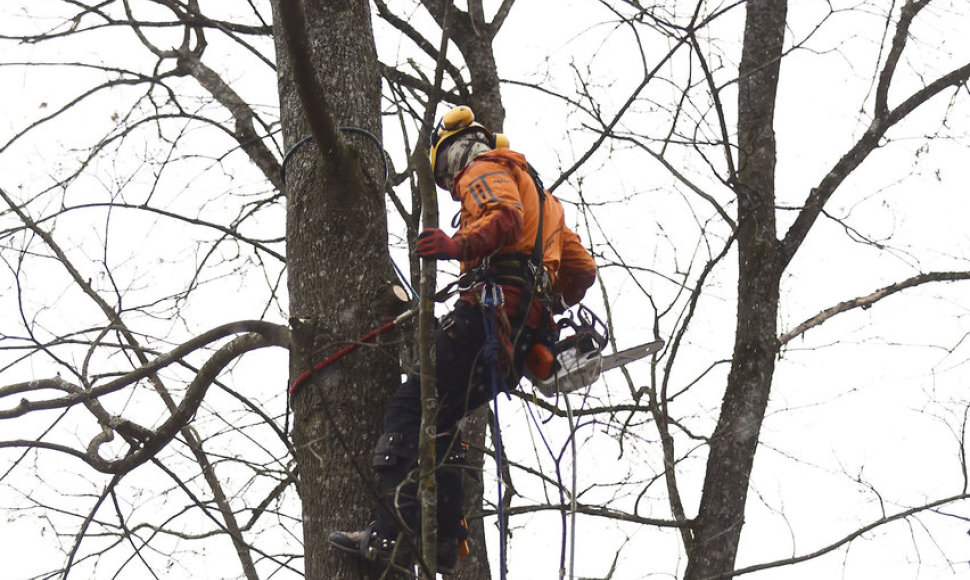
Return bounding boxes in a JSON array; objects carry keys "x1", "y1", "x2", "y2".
[{"x1": 288, "y1": 311, "x2": 413, "y2": 397}]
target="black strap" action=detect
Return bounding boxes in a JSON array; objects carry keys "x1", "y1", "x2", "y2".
[
  {"x1": 488, "y1": 253, "x2": 533, "y2": 283},
  {"x1": 504, "y1": 164, "x2": 549, "y2": 344},
  {"x1": 525, "y1": 163, "x2": 546, "y2": 270}
]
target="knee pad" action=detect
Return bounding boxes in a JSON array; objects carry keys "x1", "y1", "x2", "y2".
[
  {"x1": 436, "y1": 433, "x2": 469, "y2": 537},
  {"x1": 371, "y1": 432, "x2": 416, "y2": 471},
  {"x1": 435, "y1": 430, "x2": 467, "y2": 464},
  {"x1": 443, "y1": 440, "x2": 468, "y2": 468},
  {"x1": 439, "y1": 303, "x2": 483, "y2": 348}
]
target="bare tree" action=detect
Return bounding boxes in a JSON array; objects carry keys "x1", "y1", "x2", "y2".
[
  {"x1": 1, "y1": 2, "x2": 294, "y2": 578},
  {"x1": 682, "y1": 1, "x2": 970, "y2": 577},
  {"x1": 3, "y1": 1, "x2": 970, "y2": 580}
]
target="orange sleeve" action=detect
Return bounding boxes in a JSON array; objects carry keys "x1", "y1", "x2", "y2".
[
  {"x1": 451, "y1": 150, "x2": 596, "y2": 309},
  {"x1": 554, "y1": 226, "x2": 597, "y2": 307},
  {"x1": 453, "y1": 162, "x2": 525, "y2": 259}
]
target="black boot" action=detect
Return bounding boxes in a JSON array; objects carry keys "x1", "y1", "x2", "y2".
[
  {"x1": 329, "y1": 525, "x2": 459, "y2": 575},
  {"x1": 328, "y1": 523, "x2": 411, "y2": 566}
]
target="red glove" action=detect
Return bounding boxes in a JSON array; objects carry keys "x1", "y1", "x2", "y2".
[{"x1": 417, "y1": 228, "x2": 462, "y2": 260}]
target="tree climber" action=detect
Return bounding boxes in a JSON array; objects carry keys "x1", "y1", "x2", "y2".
[{"x1": 329, "y1": 106, "x2": 597, "y2": 574}]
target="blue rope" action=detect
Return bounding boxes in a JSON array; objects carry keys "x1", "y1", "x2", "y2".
[
  {"x1": 389, "y1": 253, "x2": 416, "y2": 301},
  {"x1": 480, "y1": 286, "x2": 509, "y2": 580}
]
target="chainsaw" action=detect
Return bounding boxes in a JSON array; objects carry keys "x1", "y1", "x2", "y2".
[{"x1": 526, "y1": 305, "x2": 664, "y2": 397}]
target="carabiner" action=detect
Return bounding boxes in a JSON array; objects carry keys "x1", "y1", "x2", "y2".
[{"x1": 480, "y1": 283, "x2": 504, "y2": 308}]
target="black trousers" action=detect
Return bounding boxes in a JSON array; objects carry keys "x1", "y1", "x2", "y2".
[{"x1": 373, "y1": 299, "x2": 541, "y2": 540}]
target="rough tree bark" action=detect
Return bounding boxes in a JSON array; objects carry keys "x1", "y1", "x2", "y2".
[
  {"x1": 272, "y1": 1, "x2": 403, "y2": 578},
  {"x1": 685, "y1": 1, "x2": 787, "y2": 578}
]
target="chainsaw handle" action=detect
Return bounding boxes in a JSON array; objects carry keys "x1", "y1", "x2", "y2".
[
  {"x1": 554, "y1": 304, "x2": 609, "y2": 353},
  {"x1": 577, "y1": 304, "x2": 609, "y2": 349}
]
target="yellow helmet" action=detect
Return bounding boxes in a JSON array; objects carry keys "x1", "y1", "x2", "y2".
[{"x1": 429, "y1": 106, "x2": 508, "y2": 175}]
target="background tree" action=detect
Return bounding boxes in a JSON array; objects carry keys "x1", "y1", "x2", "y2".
[{"x1": 681, "y1": 1, "x2": 970, "y2": 576}]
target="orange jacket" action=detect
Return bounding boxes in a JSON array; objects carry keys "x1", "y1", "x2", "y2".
[{"x1": 451, "y1": 149, "x2": 597, "y2": 322}]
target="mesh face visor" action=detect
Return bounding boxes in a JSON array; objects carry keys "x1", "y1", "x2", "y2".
[
  {"x1": 429, "y1": 106, "x2": 509, "y2": 189},
  {"x1": 430, "y1": 107, "x2": 490, "y2": 172},
  {"x1": 434, "y1": 132, "x2": 492, "y2": 189}
]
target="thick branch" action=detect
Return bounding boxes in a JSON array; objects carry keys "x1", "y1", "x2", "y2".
[
  {"x1": 779, "y1": 271, "x2": 970, "y2": 345},
  {"x1": 416, "y1": 4, "x2": 455, "y2": 573},
  {"x1": 176, "y1": 51, "x2": 282, "y2": 190},
  {"x1": 276, "y1": 0, "x2": 357, "y2": 174},
  {"x1": 875, "y1": 0, "x2": 930, "y2": 117},
  {"x1": 0, "y1": 320, "x2": 288, "y2": 418},
  {"x1": 2, "y1": 328, "x2": 286, "y2": 475},
  {"x1": 727, "y1": 492, "x2": 970, "y2": 578},
  {"x1": 781, "y1": 3, "x2": 970, "y2": 267}
]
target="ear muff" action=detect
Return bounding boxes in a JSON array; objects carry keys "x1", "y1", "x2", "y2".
[{"x1": 441, "y1": 105, "x2": 475, "y2": 131}]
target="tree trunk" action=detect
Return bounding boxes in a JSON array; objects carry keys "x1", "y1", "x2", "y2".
[
  {"x1": 272, "y1": 1, "x2": 401, "y2": 578},
  {"x1": 685, "y1": 1, "x2": 787, "y2": 579},
  {"x1": 421, "y1": 0, "x2": 506, "y2": 129}
]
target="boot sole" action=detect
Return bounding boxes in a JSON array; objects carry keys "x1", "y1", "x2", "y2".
[{"x1": 330, "y1": 534, "x2": 457, "y2": 575}]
